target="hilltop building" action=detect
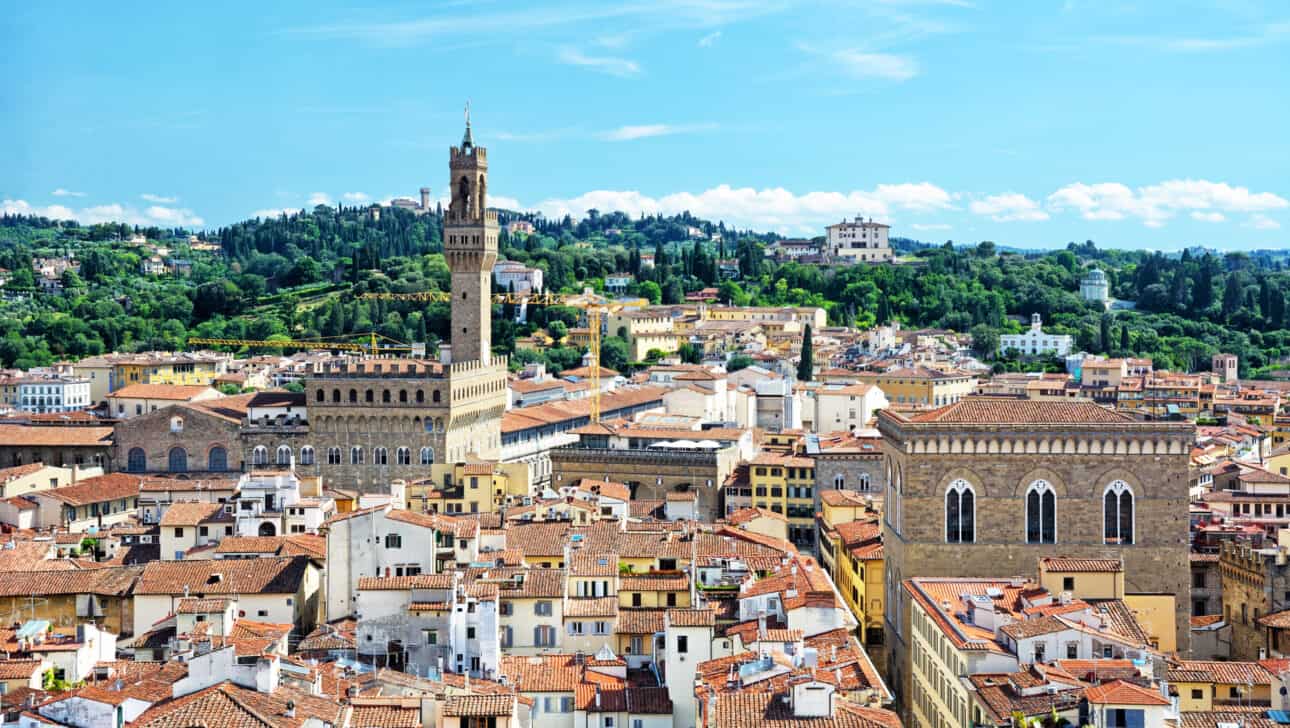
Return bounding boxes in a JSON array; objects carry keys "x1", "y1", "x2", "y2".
[
  {"x1": 826, "y1": 217, "x2": 892, "y2": 263},
  {"x1": 1081, "y1": 267, "x2": 1111, "y2": 307},
  {"x1": 998, "y1": 314, "x2": 1074, "y2": 357}
]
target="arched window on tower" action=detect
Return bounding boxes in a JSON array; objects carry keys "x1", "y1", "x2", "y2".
[
  {"x1": 276, "y1": 446, "x2": 292, "y2": 466},
  {"x1": 1104, "y1": 481, "x2": 1135, "y2": 544},
  {"x1": 299, "y1": 446, "x2": 315, "y2": 466},
  {"x1": 397, "y1": 447, "x2": 410, "y2": 465},
  {"x1": 252, "y1": 446, "x2": 268, "y2": 467},
  {"x1": 1025, "y1": 480, "x2": 1056, "y2": 544},
  {"x1": 945, "y1": 479, "x2": 975, "y2": 544},
  {"x1": 420, "y1": 447, "x2": 434, "y2": 465}
]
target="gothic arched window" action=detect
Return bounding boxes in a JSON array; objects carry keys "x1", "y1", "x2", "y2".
[
  {"x1": 1025, "y1": 480, "x2": 1056, "y2": 544},
  {"x1": 1104, "y1": 481, "x2": 1135, "y2": 544},
  {"x1": 252, "y1": 446, "x2": 268, "y2": 467},
  {"x1": 420, "y1": 447, "x2": 434, "y2": 465},
  {"x1": 397, "y1": 447, "x2": 411, "y2": 466},
  {"x1": 276, "y1": 446, "x2": 292, "y2": 466},
  {"x1": 945, "y1": 479, "x2": 975, "y2": 544},
  {"x1": 299, "y1": 446, "x2": 315, "y2": 466}
]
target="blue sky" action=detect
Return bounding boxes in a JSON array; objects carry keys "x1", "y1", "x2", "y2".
[{"x1": 3, "y1": 1, "x2": 1288, "y2": 249}]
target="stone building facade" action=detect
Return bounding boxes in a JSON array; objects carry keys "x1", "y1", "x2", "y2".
[
  {"x1": 1219, "y1": 539, "x2": 1290, "y2": 661},
  {"x1": 549, "y1": 446, "x2": 738, "y2": 521},
  {"x1": 810, "y1": 433, "x2": 886, "y2": 552},
  {"x1": 114, "y1": 401, "x2": 244, "y2": 474},
  {"x1": 303, "y1": 119, "x2": 506, "y2": 493},
  {"x1": 876, "y1": 398, "x2": 1194, "y2": 708}
]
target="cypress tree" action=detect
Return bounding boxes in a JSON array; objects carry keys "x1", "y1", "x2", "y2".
[
  {"x1": 1120, "y1": 325, "x2": 1129, "y2": 352},
  {"x1": 797, "y1": 324, "x2": 814, "y2": 382}
]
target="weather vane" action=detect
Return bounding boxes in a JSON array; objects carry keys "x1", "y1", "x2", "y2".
[{"x1": 465, "y1": 100, "x2": 471, "y2": 126}]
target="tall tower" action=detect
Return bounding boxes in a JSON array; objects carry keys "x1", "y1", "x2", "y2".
[{"x1": 444, "y1": 106, "x2": 498, "y2": 364}]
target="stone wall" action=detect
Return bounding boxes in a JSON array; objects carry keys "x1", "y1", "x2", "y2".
[
  {"x1": 549, "y1": 447, "x2": 736, "y2": 521},
  {"x1": 113, "y1": 405, "x2": 240, "y2": 474}
]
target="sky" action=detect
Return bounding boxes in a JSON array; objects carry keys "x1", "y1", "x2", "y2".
[{"x1": 2, "y1": 1, "x2": 1288, "y2": 250}]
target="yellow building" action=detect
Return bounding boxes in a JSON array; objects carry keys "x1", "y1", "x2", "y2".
[
  {"x1": 817, "y1": 490, "x2": 884, "y2": 649},
  {"x1": 110, "y1": 354, "x2": 225, "y2": 393},
  {"x1": 749, "y1": 452, "x2": 815, "y2": 547},
  {"x1": 1165, "y1": 660, "x2": 1273, "y2": 712},
  {"x1": 606, "y1": 310, "x2": 679, "y2": 361},
  {"x1": 1038, "y1": 557, "x2": 1176, "y2": 653},
  {"x1": 858, "y1": 366, "x2": 976, "y2": 409},
  {"x1": 407, "y1": 461, "x2": 524, "y2": 515},
  {"x1": 617, "y1": 572, "x2": 690, "y2": 609}
]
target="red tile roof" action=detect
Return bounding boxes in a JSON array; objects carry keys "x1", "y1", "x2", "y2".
[
  {"x1": 902, "y1": 398, "x2": 1133, "y2": 424},
  {"x1": 1084, "y1": 679, "x2": 1170, "y2": 706},
  {"x1": 0, "y1": 424, "x2": 114, "y2": 447},
  {"x1": 136, "y1": 556, "x2": 310, "y2": 596},
  {"x1": 107, "y1": 384, "x2": 217, "y2": 400},
  {"x1": 36, "y1": 473, "x2": 139, "y2": 506},
  {"x1": 1039, "y1": 557, "x2": 1123, "y2": 573}
]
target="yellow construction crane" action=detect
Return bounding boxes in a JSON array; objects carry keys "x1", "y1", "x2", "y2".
[
  {"x1": 361, "y1": 290, "x2": 618, "y2": 421},
  {"x1": 187, "y1": 332, "x2": 419, "y2": 355}
]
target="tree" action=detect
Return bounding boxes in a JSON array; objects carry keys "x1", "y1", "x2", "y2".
[
  {"x1": 1119, "y1": 325, "x2": 1130, "y2": 352},
  {"x1": 678, "y1": 342, "x2": 702, "y2": 364},
  {"x1": 599, "y1": 337, "x2": 630, "y2": 373},
  {"x1": 727, "y1": 354, "x2": 754, "y2": 372},
  {"x1": 547, "y1": 321, "x2": 569, "y2": 342},
  {"x1": 969, "y1": 324, "x2": 999, "y2": 358},
  {"x1": 797, "y1": 324, "x2": 814, "y2": 381},
  {"x1": 1099, "y1": 314, "x2": 1112, "y2": 354},
  {"x1": 662, "y1": 278, "x2": 684, "y2": 305},
  {"x1": 638, "y1": 280, "x2": 662, "y2": 305}
]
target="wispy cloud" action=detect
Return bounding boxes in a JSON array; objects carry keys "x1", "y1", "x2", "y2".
[
  {"x1": 141, "y1": 193, "x2": 177, "y2": 204},
  {"x1": 698, "y1": 30, "x2": 722, "y2": 47},
  {"x1": 51, "y1": 188, "x2": 85, "y2": 198},
  {"x1": 3, "y1": 199, "x2": 204, "y2": 227},
  {"x1": 1047, "y1": 179, "x2": 1288, "y2": 228},
  {"x1": 911, "y1": 223, "x2": 952, "y2": 231},
  {"x1": 342, "y1": 192, "x2": 371, "y2": 203},
  {"x1": 599, "y1": 123, "x2": 718, "y2": 141},
  {"x1": 969, "y1": 193, "x2": 1049, "y2": 222},
  {"x1": 308, "y1": 192, "x2": 333, "y2": 206},
  {"x1": 556, "y1": 46, "x2": 641, "y2": 77},
  {"x1": 1244, "y1": 214, "x2": 1282, "y2": 231},
  {"x1": 1097, "y1": 21, "x2": 1290, "y2": 53},
  {"x1": 795, "y1": 42, "x2": 919, "y2": 82}
]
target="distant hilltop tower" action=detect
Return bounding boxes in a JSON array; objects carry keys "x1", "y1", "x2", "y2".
[
  {"x1": 1081, "y1": 267, "x2": 1110, "y2": 308},
  {"x1": 420, "y1": 186, "x2": 431, "y2": 211},
  {"x1": 444, "y1": 104, "x2": 499, "y2": 364}
]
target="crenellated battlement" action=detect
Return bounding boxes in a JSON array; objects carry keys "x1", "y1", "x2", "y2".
[
  {"x1": 450, "y1": 145, "x2": 487, "y2": 167},
  {"x1": 448, "y1": 355, "x2": 508, "y2": 377}
]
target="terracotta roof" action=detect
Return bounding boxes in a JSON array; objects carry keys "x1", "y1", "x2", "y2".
[
  {"x1": 902, "y1": 397, "x2": 1133, "y2": 424},
  {"x1": 0, "y1": 659, "x2": 43, "y2": 679},
  {"x1": 358, "y1": 574, "x2": 455, "y2": 591},
  {"x1": 175, "y1": 597, "x2": 232, "y2": 614},
  {"x1": 667, "y1": 608, "x2": 715, "y2": 627},
  {"x1": 1040, "y1": 557, "x2": 1123, "y2": 573},
  {"x1": 0, "y1": 424, "x2": 114, "y2": 447},
  {"x1": 498, "y1": 654, "x2": 587, "y2": 692},
  {"x1": 36, "y1": 473, "x2": 139, "y2": 506},
  {"x1": 570, "y1": 552, "x2": 619, "y2": 577},
  {"x1": 1166, "y1": 660, "x2": 1274, "y2": 686},
  {"x1": 443, "y1": 695, "x2": 515, "y2": 717},
  {"x1": 0, "y1": 567, "x2": 137, "y2": 597},
  {"x1": 106, "y1": 384, "x2": 216, "y2": 400},
  {"x1": 1083, "y1": 679, "x2": 1170, "y2": 706},
  {"x1": 136, "y1": 556, "x2": 310, "y2": 596},
  {"x1": 131, "y1": 681, "x2": 341, "y2": 728},
  {"x1": 348, "y1": 699, "x2": 422, "y2": 727},
  {"x1": 565, "y1": 597, "x2": 618, "y2": 618},
  {"x1": 160, "y1": 501, "x2": 231, "y2": 526},
  {"x1": 0, "y1": 462, "x2": 49, "y2": 480},
  {"x1": 576, "y1": 479, "x2": 631, "y2": 502},
  {"x1": 1191, "y1": 614, "x2": 1224, "y2": 628},
  {"x1": 1258, "y1": 609, "x2": 1290, "y2": 629},
  {"x1": 615, "y1": 608, "x2": 666, "y2": 634},
  {"x1": 501, "y1": 386, "x2": 667, "y2": 434},
  {"x1": 711, "y1": 693, "x2": 899, "y2": 728},
  {"x1": 819, "y1": 490, "x2": 871, "y2": 507}
]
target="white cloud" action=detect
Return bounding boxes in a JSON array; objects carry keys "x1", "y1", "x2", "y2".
[
  {"x1": 308, "y1": 192, "x2": 333, "y2": 206},
  {"x1": 698, "y1": 30, "x2": 721, "y2": 47},
  {"x1": 520, "y1": 182, "x2": 952, "y2": 233},
  {"x1": 831, "y1": 49, "x2": 919, "y2": 81},
  {"x1": 1047, "y1": 179, "x2": 1289, "y2": 227},
  {"x1": 911, "y1": 223, "x2": 952, "y2": 231},
  {"x1": 1244, "y1": 214, "x2": 1282, "y2": 231},
  {"x1": 342, "y1": 192, "x2": 371, "y2": 202},
  {"x1": 3, "y1": 199, "x2": 203, "y2": 227},
  {"x1": 599, "y1": 123, "x2": 717, "y2": 141},
  {"x1": 1190, "y1": 211, "x2": 1225, "y2": 223},
  {"x1": 140, "y1": 193, "x2": 178, "y2": 203},
  {"x1": 51, "y1": 188, "x2": 85, "y2": 198},
  {"x1": 969, "y1": 193, "x2": 1049, "y2": 222},
  {"x1": 556, "y1": 46, "x2": 641, "y2": 77}
]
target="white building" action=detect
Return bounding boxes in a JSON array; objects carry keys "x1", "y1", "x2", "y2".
[
  {"x1": 808, "y1": 383, "x2": 889, "y2": 433},
  {"x1": 231, "y1": 470, "x2": 332, "y2": 538},
  {"x1": 494, "y1": 260, "x2": 545, "y2": 294},
  {"x1": 17, "y1": 377, "x2": 92, "y2": 413},
  {"x1": 1081, "y1": 268, "x2": 1110, "y2": 308},
  {"x1": 999, "y1": 314, "x2": 1074, "y2": 357},
  {"x1": 825, "y1": 217, "x2": 892, "y2": 263},
  {"x1": 605, "y1": 273, "x2": 633, "y2": 295}
]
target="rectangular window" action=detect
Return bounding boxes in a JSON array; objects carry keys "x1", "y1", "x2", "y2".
[
  {"x1": 1063, "y1": 577, "x2": 1075, "y2": 592},
  {"x1": 677, "y1": 635, "x2": 688, "y2": 653},
  {"x1": 173, "y1": 527, "x2": 183, "y2": 538}
]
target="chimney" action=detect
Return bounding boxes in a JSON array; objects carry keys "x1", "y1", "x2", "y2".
[
  {"x1": 595, "y1": 686, "x2": 601, "y2": 708},
  {"x1": 758, "y1": 611, "x2": 767, "y2": 640}
]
